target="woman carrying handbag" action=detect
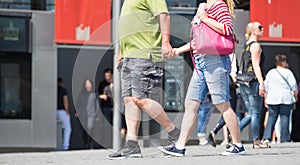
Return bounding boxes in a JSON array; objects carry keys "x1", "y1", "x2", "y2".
[
  {"x1": 263, "y1": 55, "x2": 298, "y2": 144},
  {"x1": 159, "y1": 0, "x2": 245, "y2": 156},
  {"x1": 238, "y1": 22, "x2": 269, "y2": 149}
]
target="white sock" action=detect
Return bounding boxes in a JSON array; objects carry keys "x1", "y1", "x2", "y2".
[
  {"x1": 234, "y1": 143, "x2": 243, "y2": 148},
  {"x1": 175, "y1": 143, "x2": 185, "y2": 150}
]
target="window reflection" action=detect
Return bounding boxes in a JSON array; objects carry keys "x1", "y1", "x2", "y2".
[{"x1": 0, "y1": 53, "x2": 31, "y2": 119}]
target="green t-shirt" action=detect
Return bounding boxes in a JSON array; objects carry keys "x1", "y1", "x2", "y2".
[{"x1": 118, "y1": 0, "x2": 168, "y2": 62}]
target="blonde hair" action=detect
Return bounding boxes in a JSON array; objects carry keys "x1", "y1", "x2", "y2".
[
  {"x1": 245, "y1": 22, "x2": 259, "y2": 40},
  {"x1": 224, "y1": 0, "x2": 235, "y2": 19}
]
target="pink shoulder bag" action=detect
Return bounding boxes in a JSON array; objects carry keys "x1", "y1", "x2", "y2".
[{"x1": 191, "y1": 4, "x2": 234, "y2": 55}]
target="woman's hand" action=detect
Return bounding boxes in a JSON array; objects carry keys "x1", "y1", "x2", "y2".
[
  {"x1": 264, "y1": 102, "x2": 268, "y2": 109},
  {"x1": 259, "y1": 83, "x2": 266, "y2": 97},
  {"x1": 197, "y1": 10, "x2": 208, "y2": 23},
  {"x1": 172, "y1": 48, "x2": 181, "y2": 56},
  {"x1": 96, "y1": 117, "x2": 100, "y2": 122}
]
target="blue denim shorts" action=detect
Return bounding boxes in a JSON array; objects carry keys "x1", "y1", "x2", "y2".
[
  {"x1": 186, "y1": 54, "x2": 231, "y2": 104},
  {"x1": 121, "y1": 57, "x2": 164, "y2": 99}
]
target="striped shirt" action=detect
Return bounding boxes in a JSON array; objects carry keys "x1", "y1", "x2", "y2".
[{"x1": 207, "y1": 1, "x2": 233, "y2": 36}]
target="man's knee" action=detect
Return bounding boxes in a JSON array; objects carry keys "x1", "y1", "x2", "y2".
[
  {"x1": 135, "y1": 98, "x2": 148, "y2": 110},
  {"x1": 124, "y1": 96, "x2": 136, "y2": 104}
]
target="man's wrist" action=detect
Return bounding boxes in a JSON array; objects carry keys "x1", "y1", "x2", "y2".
[{"x1": 162, "y1": 39, "x2": 170, "y2": 45}]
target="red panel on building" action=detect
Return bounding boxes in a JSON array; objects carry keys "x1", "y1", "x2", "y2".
[
  {"x1": 55, "y1": 0, "x2": 111, "y2": 45},
  {"x1": 250, "y1": 0, "x2": 300, "y2": 42}
]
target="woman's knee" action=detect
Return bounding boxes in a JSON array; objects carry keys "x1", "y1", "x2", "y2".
[
  {"x1": 215, "y1": 102, "x2": 231, "y2": 114},
  {"x1": 184, "y1": 99, "x2": 200, "y2": 112}
]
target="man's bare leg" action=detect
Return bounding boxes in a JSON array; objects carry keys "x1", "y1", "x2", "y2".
[
  {"x1": 124, "y1": 96, "x2": 141, "y2": 142},
  {"x1": 136, "y1": 98, "x2": 176, "y2": 133}
]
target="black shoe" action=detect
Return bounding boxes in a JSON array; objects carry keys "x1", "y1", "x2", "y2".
[
  {"x1": 108, "y1": 143, "x2": 143, "y2": 160},
  {"x1": 226, "y1": 143, "x2": 232, "y2": 149},
  {"x1": 206, "y1": 132, "x2": 216, "y2": 147}
]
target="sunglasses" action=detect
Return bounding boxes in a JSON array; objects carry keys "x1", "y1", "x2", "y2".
[{"x1": 258, "y1": 25, "x2": 263, "y2": 31}]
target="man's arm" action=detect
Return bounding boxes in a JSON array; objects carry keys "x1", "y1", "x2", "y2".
[
  {"x1": 63, "y1": 95, "x2": 70, "y2": 115},
  {"x1": 159, "y1": 13, "x2": 173, "y2": 58}
]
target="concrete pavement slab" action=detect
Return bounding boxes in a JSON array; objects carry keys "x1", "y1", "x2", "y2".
[{"x1": 0, "y1": 143, "x2": 300, "y2": 165}]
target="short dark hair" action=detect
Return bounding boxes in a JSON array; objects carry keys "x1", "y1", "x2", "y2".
[
  {"x1": 275, "y1": 54, "x2": 287, "y2": 66},
  {"x1": 104, "y1": 68, "x2": 113, "y2": 74},
  {"x1": 58, "y1": 77, "x2": 63, "y2": 83}
]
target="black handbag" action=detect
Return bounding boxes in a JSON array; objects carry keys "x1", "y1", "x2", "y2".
[{"x1": 236, "y1": 74, "x2": 255, "y2": 87}]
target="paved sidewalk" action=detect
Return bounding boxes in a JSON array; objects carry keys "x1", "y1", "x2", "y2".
[{"x1": 1, "y1": 143, "x2": 300, "y2": 165}]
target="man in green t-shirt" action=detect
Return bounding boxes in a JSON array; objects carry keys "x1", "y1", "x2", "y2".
[{"x1": 108, "y1": 0, "x2": 179, "y2": 159}]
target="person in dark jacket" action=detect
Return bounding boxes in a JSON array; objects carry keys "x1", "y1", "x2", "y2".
[{"x1": 76, "y1": 78, "x2": 100, "y2": 149}]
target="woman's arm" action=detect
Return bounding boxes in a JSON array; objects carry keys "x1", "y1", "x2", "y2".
[
  {"x1": 199, "y1": 13, "x2": 223, "y2": 34},
  {"x1": 174, "y1": 42, "x2": 191, "y2": 55},
  {"x1": 198, "y1": 2, "x2": 233, "y2": 36},
  {"x1": 250, "y1": 43, "x2": 265, "y2": 96},
  {"x1": 288, "y1": 71, "x2": 299, "y2": 102},
  {"x1": 294, "y1": 90, "x2": 299, "y2": 102}
]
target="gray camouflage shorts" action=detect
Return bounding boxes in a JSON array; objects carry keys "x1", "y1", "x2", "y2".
[{"x1": 121, "y1": 57, "x2": 164, "y2": 99}]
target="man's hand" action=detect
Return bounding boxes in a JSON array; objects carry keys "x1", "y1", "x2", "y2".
[
  {"x1": 117, "y1": 51, "x2": 122, "y2": 64},
  {"x1": 66, "y1": 110, "x2": 70, "y2": 116},
  {"x1": 99, "y1": 94, "x2": 108, "y2": 100},
  {"x1": 116, "y1": 51, "x2": 123, "y2": 71},
  {"x1": 161, "y1": 41, "x2": 174, "y2": 59}
]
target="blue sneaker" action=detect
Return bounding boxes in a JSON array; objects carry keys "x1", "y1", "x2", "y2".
[
  {"x1": 221, "y1": 144, "x2": 246, "y2": 156},
  {"x1": 158, "y1": 144, "x2": 186, "y2": 157}
]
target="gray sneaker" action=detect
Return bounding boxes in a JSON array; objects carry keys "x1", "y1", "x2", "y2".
[{"x1": 108, "y1": 143, "x2": 143, "y2": 160}]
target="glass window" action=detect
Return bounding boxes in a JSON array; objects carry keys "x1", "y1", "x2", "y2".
[
  {"x1": 0, "y1": 0, "x2": 31, "y2": 10},
  {"x1": 0, "y1": 0, "x2": 55, "y2": 11},
  {"x1": 0, "y1": 53, "x2": 31, "y2": 119},
  {"x1": 164, "y1": 56, "x2": 185, "y2": 111},
  {"x1": 167, "y1": 0, "x2": 197, "y2": 7},
  {"x1": 46, "y1": 0, "x2": 54, "y2": 11}
]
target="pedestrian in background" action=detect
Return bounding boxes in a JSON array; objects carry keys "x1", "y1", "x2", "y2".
[
  {"x1": 57, "y1": 77, "x2": 71, "y2": 150},
  {"x1": 238, "y1": 22, "x2": 269, "y2": 149},
  {"x1": 98, "y1": 68, "x2": 113, "y2": 125},
  {"x1": 75, "y1": 78, "x2": 100, "y2": 149},
  {"x1": 197, "y1": 94, "x2": 213, "y2": 146},
  {"x1": 263, "y1": 55, "x2": 298, "y2": 144}
]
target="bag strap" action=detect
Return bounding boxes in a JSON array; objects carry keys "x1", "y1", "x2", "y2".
[
  {"x1": 275, "y1": 69, "x2": 293, "y2": 91},
  {"x1": 240, "y1": 41, "x2": 256, "y2": 74},
  {"x1": 189, "y1": 38, "x2": 202, "y2": 79}
]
